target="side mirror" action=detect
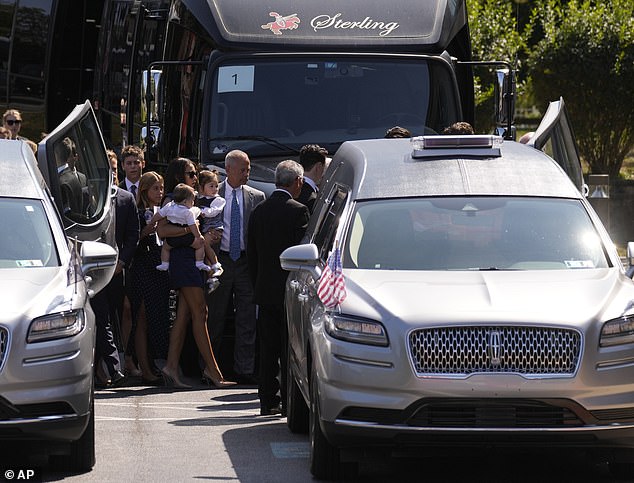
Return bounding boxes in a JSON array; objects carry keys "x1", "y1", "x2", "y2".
[
  {"x1": 80, "y1": 240, "x2": 118, "y2": 297},
  {"x1": 280, "y1": 243, "x2": 321, "y2": 280},
  {"x1": 141, "y1": 69, "x2": 162, "y2": 124},
  {"x1": 141, "y1": 69, "x2": 162, "y2": 148},
  {"x1": 494, "y1": 68, "x2": 516, "y2": 140}
]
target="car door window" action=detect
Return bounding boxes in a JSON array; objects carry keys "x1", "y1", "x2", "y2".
[
  {"x1": 44, "y1": 103, "x2": 110, "y2": 228},
  {"x1": 531, "y1": 98, "x2": 583, "y2": 190},
  {"x1": 312, "y1": 185, "x2": 349, "y2": 261}
]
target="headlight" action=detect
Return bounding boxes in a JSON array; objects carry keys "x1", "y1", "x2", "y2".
[
  {"x1": 27, "y1": 310, "x2": 85, "y2": 343},
  {"x1": 325, "y1": 314, "x2": 388, "y2": 347},
  {"x1": 600, "y1": 315, "x2": 634, "y2": 347}
]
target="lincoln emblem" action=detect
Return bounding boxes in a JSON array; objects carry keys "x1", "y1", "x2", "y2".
[{"x1": 488, "y1": 330, "x2": 502, "y2": 367}]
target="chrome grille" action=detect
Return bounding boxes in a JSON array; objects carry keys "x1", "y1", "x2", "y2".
[
  {"x1": 409, "y1": 326, "x2": 581, "y2": 377},
  {"x1": 0, "y1": 327, "x2": 7, "y2": 370}
]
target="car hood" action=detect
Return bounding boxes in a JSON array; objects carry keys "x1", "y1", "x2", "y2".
[
  {"x1": 0, "y1": 267, "x2": 71, "y2": 319},
  {"x1": 343, "y1": 268, "x2": 634, "y2": 325}
]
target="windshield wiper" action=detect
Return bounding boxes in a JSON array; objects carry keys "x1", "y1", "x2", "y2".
[{"x1": 209, "y1": 135, "x2": 299, "y2": 154}]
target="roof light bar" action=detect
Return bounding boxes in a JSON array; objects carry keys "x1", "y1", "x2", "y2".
[
  {"x1": 411, "y1": 135, "x2": 503, "y2": 150},
  {"x1": 410, "y1": 135, "x2": 503, "y2": 159}
]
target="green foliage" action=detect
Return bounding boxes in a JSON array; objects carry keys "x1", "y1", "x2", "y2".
[
  {"x1": 528, "y1": 0, "x2": 634, "y2": 177},
  {"x1": 468, "y1": 0, "x2": 527, "y2": 64},
  {"x1": 467, "y1": 0, "x2": 530, "y2": 132}
]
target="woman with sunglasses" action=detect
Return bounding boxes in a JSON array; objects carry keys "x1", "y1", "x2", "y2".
[
  {"x1": 2, "y1": 109, "x2": 28, "y2": 141},
  {"x1": 158, "y1": 158, "x2": 235, "y2": 388}
]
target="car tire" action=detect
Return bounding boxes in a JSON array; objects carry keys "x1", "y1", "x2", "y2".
[
  {"x1": 309, "y1": 363, "x2": 342, "y2": 480},
  {"x1": 70, "y1": 391, "x2": 96, "y2": 472},
  {"x1": 287, "y1": 353, "x2": 309, "y2": 434},
  {"x1": 52, "y1": 385, "x2": 95, "y2": 472}
]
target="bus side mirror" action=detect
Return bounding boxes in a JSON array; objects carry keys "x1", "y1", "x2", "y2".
[
  {"x1": 141, "y1": 69, "x2": 162, "y2": 124},
  {"x1": 141, "y1": 69, "x2": 162, "y2": 147},
  {"x1": 494, "y1": 68, "x2": 515, "y2": 140}
]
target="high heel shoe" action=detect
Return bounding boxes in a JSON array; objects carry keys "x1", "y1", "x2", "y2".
[
  {"x1": 202, "y1": 368, "x2": 237, "y2": 388},
  {"x1": 161, "y1": 367, "x2": 192, "y2": 389}
]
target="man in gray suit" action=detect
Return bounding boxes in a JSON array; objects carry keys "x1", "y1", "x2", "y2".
[{"x1": 206, "y1": 150, "x2": 265, "y2": 384}]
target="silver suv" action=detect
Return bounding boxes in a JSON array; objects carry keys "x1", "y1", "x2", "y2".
[
  {"x1": 281, "y1": 101, "x2": 634, "y2": 479},
  {"x1": 0, "y1": 105, "x2": 117, "y2": 471}
]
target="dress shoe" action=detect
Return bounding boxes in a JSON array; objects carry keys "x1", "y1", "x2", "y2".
[
  {"x1": 109, "y1": 370, "x2": 127, "y2": 387},
  {"x1": 94, "y1": 377, "x2": 109, "y2": 390},
  {"x1": 235, "y1": 373, "x2": 258, "y2": 386},
  {"x1": 260, "y1": 405, "x2": 282, "y2": 416}
]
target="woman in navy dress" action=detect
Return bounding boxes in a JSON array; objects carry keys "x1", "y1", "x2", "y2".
[
  {"x1": 126, "y1": 171, "x2": 170, "y2": 383},
  {"x1": 158, "y1": 158, "x2": 235, "y2": 388}
]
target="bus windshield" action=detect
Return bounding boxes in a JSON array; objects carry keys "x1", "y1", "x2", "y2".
[{"x1": 207, "y1": 56, "x2": 460, "y2": 158}]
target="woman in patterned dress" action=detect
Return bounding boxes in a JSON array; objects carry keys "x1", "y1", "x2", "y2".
[{"x1": 127, "y1": 171, "x2": 170, "y2": 382}]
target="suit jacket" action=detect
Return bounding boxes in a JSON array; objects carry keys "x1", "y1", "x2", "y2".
[
  {"x1": 59, "y1": 168, "x2": 89, "y2": 219},
  {"x1": 247, "y1": 190, "x2": 309, "y2": 306},
  {"x1": 297, "y1": 182, "x2": 318, "y2": 213},
  {"x1": 218, "y1": 181, "x2": 266, "y2": 252},
  {"x1": 114, "y1": 186, "x2": 140, "y2": 267}
]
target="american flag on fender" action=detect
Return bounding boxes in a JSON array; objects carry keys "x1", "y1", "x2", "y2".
[{"x1": 317, "y1": 245, "x2": 347, "y2": 308}]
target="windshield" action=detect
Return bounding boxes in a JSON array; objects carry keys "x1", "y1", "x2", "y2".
[
  {"x1": 345, "y1": 197, "x2": 608, "y2": 271},
  {"x1": 0, "y1": 198, "x2": 59, "y2": 268},
  {"x1": 208, "y1": 56, "x2": 459, "y2": 158}
]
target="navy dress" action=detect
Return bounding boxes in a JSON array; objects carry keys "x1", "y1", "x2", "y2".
[
  {"x1": 168, "y1": 245, "x2": 206, "y2": 289},
  {"x1": 127, "y1": 207, "x2": 171, "y2": 359}
]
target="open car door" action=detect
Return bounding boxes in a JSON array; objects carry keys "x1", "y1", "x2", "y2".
[
  {"x1": 37, "y1": 100, "x2": 115, "y2": 249},
  {"x1": 529, "y1": 97, "x2": 585, "y2": 194}
]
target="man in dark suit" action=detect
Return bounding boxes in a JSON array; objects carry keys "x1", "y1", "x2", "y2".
[
  {"x1": 92, "y1": 186, "x2": 139, "y2": 386},
  {"x1": 206, "y1": 150, "x2": 266, "y2": 384},
  {"x1": 114, "y1": 144, "x2": 144, "y2": 374},
  {"x1": 296, "y1": 144, "x2": 328, "y2": 213},
  {"x1": 247, "y1": 160, "x2": 309, "y2": 415},
  {"x1": 58, "y1": 137, "x2": 91, "y2": 223}
]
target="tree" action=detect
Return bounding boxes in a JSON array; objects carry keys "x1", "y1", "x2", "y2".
[
  {"x1": 467, "y1": 0, "x2": 528, "y2": 133},
  {"x1": 527, "y1": 0, "x2": 634, "y2": 178}
]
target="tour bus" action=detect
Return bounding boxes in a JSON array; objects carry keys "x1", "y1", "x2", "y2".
[
  {"x1": 93, "y1": 0, "x2": 516, "y2": 191},
  {"x1": 2, "y1": 0, "x2": 513, "y2": 190}
]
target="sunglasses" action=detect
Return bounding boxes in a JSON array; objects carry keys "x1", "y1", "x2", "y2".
[
  {"x1": 5, "y1": 119, "x2": 21, "y2": 126},
  {"x1": 185, "y1": 170, "x2": 198, "y2": 178}
]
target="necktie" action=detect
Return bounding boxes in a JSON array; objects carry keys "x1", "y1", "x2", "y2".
[
  {"x1": 130, "y1": 184, "x2": 137, "y2": 198},
  {"x1": 229, "y1": 189, "x2": 241, "y2": 261}
]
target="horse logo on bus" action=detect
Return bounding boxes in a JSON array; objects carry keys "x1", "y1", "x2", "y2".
[{"x1": 261, "y1": 12, "x2": 301, "y2": 35}]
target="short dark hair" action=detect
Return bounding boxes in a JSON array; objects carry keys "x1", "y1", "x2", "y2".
[
  {"x1": 299, "y1": 144, "x2": 328, "y2": 171},
  {"x1": 121, "y1": 144, "x2": 144, "y2": 161},
  {"x1": 442, "y1": 122, "x2": 474, "y2": 135},
  {"x1": 385, "y1": 126, "x2": 411, "y2": 138}
]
